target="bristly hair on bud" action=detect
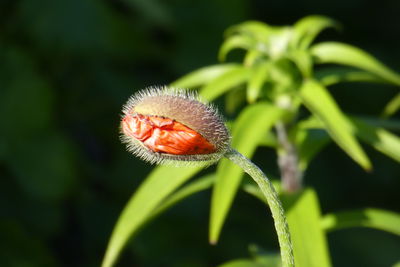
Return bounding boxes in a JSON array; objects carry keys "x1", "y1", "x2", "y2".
[{"x1": 120, "y1": 86, "x2": 231, "y2": 166}]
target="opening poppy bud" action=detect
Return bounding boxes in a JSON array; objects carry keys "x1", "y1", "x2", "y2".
[{"x1": 120, "y1": 87, "x2": 231, "y2": 165}]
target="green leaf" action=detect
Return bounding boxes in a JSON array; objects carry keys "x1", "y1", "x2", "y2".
[
  {"x1": 315, "y1": 67, "x2": 388, "y2": 86},
  {"x1": 170, "y1": 64, "x2": 241, "y2": 89},
  {"x1": 225, "y1": 21, "x2": 273, "y2": 41},
  {"x1": 289, "y1": 49, "x2": 313, "y2": 77},
  {"x1": 200, "y1": 66, "x2": 251, "y2": 101},
  {"x1": 351, "y1": 117, "x2": 400, "y2": 163},
  {"x1": 225, "y1": 88, "x2": 246, "y2": 115},
  {"x1": 217, "y1": 259, "x2": 266, "y2": 267},
  {"x1": 282, "y1": 188, "x2": 332, "y2": 267},
  {"x1": 246, "y1": 62, "x2": 270, "y2": 103},
  {"x1": 299, "y1": 115, "x2": 400, "y2": 134},
  {"x1": 295, "y1": 128, "x2": 331, "y2": 171},
  {"x1": 381, "y1": 92, "x2": 400, "y2": 118},
  {"x1": 321, "y1": 208, "x2": 400, "y2": 236},
  {"x1": 292, "y1": 15, "x2": 339, "y2": 49},
  {"x1": 267, "y1": 27, "x2": 292, "y2": 59},
  {"x1": 219, "y1": 35, "x2": 255, "y2": 62},
  {"x1": 297, "y1": 115, "x2": 400, "y2": 163},
  {"x1": 242, "y1": 179, "x2": 282, "y2": 205},
  {"x1": 150, "y1": 174, "x2": 215, "y2": 220},
  {"x1": 311, "y1": 42, "x2": 400, "y2": 85},
  {"x1": 355, "y1": 116, "x2": 400, "y2": 131},
  {"x1": 102, "y1": 165, "x2": 201, "y2": 267},
  {"x1": 217, "y1": 244, "x2": 281, "y2": 267},
  {"x1": 299, "y1": 79, "x2": 372, "y2": 170},
  {"x1": 209, "y1": 103, "x2": 286, "y2": 243},
  {"x1": 258, "y1": 131, "x2": 278, "y2": 148},
  {"x1": 243, "y1": 49, "x2": 265, "y2": 67}
]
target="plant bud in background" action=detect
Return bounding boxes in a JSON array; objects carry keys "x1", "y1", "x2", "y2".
[{"x1": 120, "y1": 87, "x2": 231, "y2": 166}]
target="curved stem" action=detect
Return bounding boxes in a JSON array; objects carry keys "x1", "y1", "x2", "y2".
[{"x1": 224, "y1": 148, "x2": 295, "y2": 267}]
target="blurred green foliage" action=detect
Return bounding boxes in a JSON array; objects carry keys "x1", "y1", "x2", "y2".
[{"x1": 1, "y1": 0, "x2": 400, "y2": 267}]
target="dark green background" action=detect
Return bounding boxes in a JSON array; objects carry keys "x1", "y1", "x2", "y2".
[{"x1": 1, "y1": 0, "x2": 399, "y2": 266}]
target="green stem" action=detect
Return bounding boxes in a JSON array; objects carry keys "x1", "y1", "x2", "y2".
[{"x1": 225, "y1": 148, "x2": 295, "y2": 267}]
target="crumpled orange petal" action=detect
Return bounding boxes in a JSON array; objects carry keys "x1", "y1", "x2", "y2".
[{"x1": 122, "y1": 114, "x2": 216, "y2": 155}]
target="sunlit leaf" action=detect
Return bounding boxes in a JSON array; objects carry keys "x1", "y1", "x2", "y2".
[
  {"x1": 246, "y1": 62, "x2": 270, "y2": 103},
  {"x1": 268, "y1": 27, "x2": 292, "y2": 59},
  {"x1": 311, "y1": 42, "x2": 400, "y2": 85},
  {"x1": 170, "y1": 64, "x2": 241, "y2": 89},
  {"x1": 258, "y1": 131, "x2": 278, "y2": 148},
  {"x1": 217, "y1": 259, "x2": 265, "y2": 267},
  {"x1": 217, "y1": 244, "x2": 281, "y2": 267},
  {"x1": 292, "y1": 15, "x2": 339, "y2": 49},
  {"x1": 315, "y1": 67, "x2": 387, "y2": 86},
  {"x1": 299, "y1": 79, "x2": 372, "y2": 170},
  {"x1": 297, "y1": 115, "x2": 400, "y2": 163},
  {"x1": 381, "y1": 92, "x2": 400, "y2": 118},
  {"x1": 225, "y1": 21, "x2": 273, "y2": 40},
  {"x1": 242, "y1": 179, "x2": 282, "y2": 205},
  {"x1": 299, "y1": 115, "x2": 400, "y2": 134},
  {"x1": 321, "y1": 208, "x2": 400, "y2": 236},
  {"x1": 295, "y1": 128, "x2": 331, "y2": 171},
  {"x1": 210, "y1": 103, "x2": 286, "y2": 243},
  {"x1": 200, "y1": 66, "x2": 250, "y2": 101},
  {"x1": 354, "y1": 116, "x2": 400, "y2": 131},
  {"x1": 219, "y1": 35, "x2": 255, "y2": 62},
  {"x1": 102, "y1": 165, "x2": 201, "y2": 267},
  {"x1": 351, "y1": 117, "x2": 400, "y2": 163},
  {"x1": 225, "y1": 88, "x2": 246, "y2": 115},
  {"x1": 243, "y1": 50, "x2": 265, "y2": 67},
  {"x1": 282, "y1": 188, "x2": 332, "y2": 267},
  {"x1": 218, "y1": 256, "x2": 280, "y2": 267},
  {"x1": 289, "y1": 49, "x2": 313, "y2": 77},
  {"x1": 150, "y1": 174, "x2": 215, "y2": 220}
]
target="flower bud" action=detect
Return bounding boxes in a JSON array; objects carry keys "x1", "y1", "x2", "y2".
[{"x1": 120, "y1": 87, "x2": 230, "y2": 165}]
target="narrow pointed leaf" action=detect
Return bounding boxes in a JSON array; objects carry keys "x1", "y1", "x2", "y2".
[
  {"x1": 311, "y1": 42, "x2": 400, "y2": 85},
  {"x1": 290, "y1": 50, "x2": 313, "y2": 77},
  {"x1": 246, "y1": 62, "x2": 270, "y2": 103},
  {"x1": 299, "y1": 80, "x2": 372, "y2": 170},
  {"x1": 217, "y1": 259, "x2": 266, "y2": 267},
  {"x1": 351, "y1": 117, "x2": 400, "y2": 162},
  {"x1": 321, "y1": 208, "x2": 400, "y2": 236},
  {"x1": 298, "y1": 115, "x2": 400, "y2": 163},
  {"x1": 102, "y1": 165, "x2": 201, "y2": 267},
  {"x1": 225, "y1": 21, "x2": 273, "y2": 40},
  {"x1": 299, "y1": 115, "x2": 400, "y2": 133},
  {"x1": 225, "y1": 88, "x2": 246, "y2": 114},
  {"x1": 258, "y1": 131, "x2": 278, "y2": 148},
  {"x1": 209, "y1": 103, "x2": 286, "y2": 243},
  {"x1": 350, "y1": 116, "x2": 400, "y2": 131},
  {"x1": 242, "y1": 179, "x2": 282, "y2": 205},
  {"x1": 219, "y1": 35, "x2": 255, "y2": 62},
  {"x1": 150, "y1": 174, "x2": 215, "y2": 220},
  {"x1": 170, "y1": 64, "x2": 241, "y2": 89},
  {"x1": 292, "y1": 15, "x2": 339, "y2": 49},
  {"x1": 200, "y1": 66, "x2": 250, "y2": 101},
  {"x1": 296, "y1": 128, "x2": 331, "y2": 171},
  {"x1": 315, "y1": 67, "x2": 387, "y2": 86},
  {"x1": 282, "y1": 188, "x2": 332, "y2": 267},
  {"x1": 381, "y1": 92, "x2": 400, "y2": 118},
  {"x1": 244, "y1": 50, "x2": 264, "y2": 67}
]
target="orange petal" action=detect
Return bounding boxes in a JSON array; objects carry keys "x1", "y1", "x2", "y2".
[{"x1": 127, "y1": 114, "x2": 216, "y2": 155}]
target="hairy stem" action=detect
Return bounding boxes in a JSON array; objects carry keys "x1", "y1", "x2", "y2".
[
  {"x1": 225, "y1": 148, "x2": 295, "y2": 267},
  {"x1": 275, "y1": 121, "x2": 302, "y2": 193}
]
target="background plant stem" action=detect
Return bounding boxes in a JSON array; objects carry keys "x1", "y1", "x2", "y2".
[
  {"x1": 225, "y1": 148, "x2": 295, "y2": 267},
  {"x1": 275, "y1": 121, "x2": 303, "y2": 193}
]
